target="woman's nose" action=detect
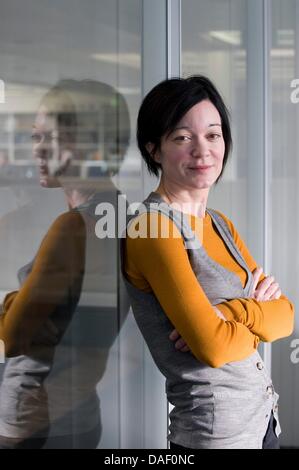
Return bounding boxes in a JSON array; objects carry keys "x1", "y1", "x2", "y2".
[
  {"x1": 191, "y1": 138, "x2": 210, "y2": 158},
  {"x1": 33, "y1": 142, "x2": 50, "y2": 160},
  {"x1": 34, "y1": 135, "x2": 53, "y2": 155}
]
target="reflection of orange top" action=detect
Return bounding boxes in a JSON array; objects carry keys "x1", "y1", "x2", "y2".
[
  {"x1": 0, "y1": 211, "x2": 86, "y2": 357},
  {"x1": 124, "y1": 210, "x2": 294, "y2": 367}
]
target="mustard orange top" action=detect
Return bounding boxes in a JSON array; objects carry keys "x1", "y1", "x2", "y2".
[
  {"x1": 0, "y1": 211, "x2": 86, "y2": 356},
  {"x1": 124, "y1": 209, "x2": 294, "y2": 367}
]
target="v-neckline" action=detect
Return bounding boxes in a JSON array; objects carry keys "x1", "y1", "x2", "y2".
[
  {"x1": 203, "y1": 209, "x2": 251, "y2": 292},
  {"x1": 147, "y1": 191, "x2": 252, "y2": 293}
]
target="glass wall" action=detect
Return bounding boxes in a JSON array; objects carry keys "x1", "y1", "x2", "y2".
[
  {"x1": 1, "y1": 0, "x2": 298, "y2": 450},
  {"x1": 182, "y1": 0, "x2": 262, "y2": 251},
  {"x1": 182, "y1": 0, "x2": 299, "y2": 448},
  {"x1": 0, "y1": 0, "x2": 146, "y2": 449},
  {"x1": 271, "y1": 0, "x2": 299, "y2": 448}
]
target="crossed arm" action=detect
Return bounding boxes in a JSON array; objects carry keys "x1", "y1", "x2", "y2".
[
  {"x1": 0, "y1": 211, "x2": 86, "y2": 357},
  {"x1": 171, "y1": 266, "x2": 286, "y2": 352},
  {"x1": 125, "y1": 212, "x2": 294, "y2": 367}
]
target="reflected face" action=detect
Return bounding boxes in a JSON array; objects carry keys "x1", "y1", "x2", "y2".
[
  {"x1": 32, "y1": 105, "x2": 74, "y2": 188},
  {"x1": 153, "y1": 100, "x2": 225, "y2": 191}
]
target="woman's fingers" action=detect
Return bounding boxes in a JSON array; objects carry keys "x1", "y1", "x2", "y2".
[
  {"x1": 251, "y1": 268, "x2": 282, "y2": 301},
  {"x1": 254, "y1": 275, "x2": 276, "y2": 300},
  {"x1": 262, "y1": 283, "x2": 281, "y2": 301},
  {"x1": 251, "y1": 267, "x2": 263, "y2": 294},
  {"x1": 254, "y1": 276, "x2": 280, "y2": 301},
  {"x1": 169, "y1": 328, "x2": 190, "y2": 352},
  {"x1": 174, "y1": 337, "x2": 189, "y2": 350},
  {"x1": 44, "y1": 319, "x2": 59, "y2": 336},
  {"x1": 32, "y1": 320, "x2": 59, "y2": 346},
  {"x1": 169, "y1": 328, "x2": 180, "y2": 341},
  {"x1": 180, "y1": 345, "x2": 190, "y2": 353},
  {"x1": 269, "y1": 289, "x2": 282, "y2": 300},
  {"x1": 213, "y1": 306, "x2": 227, "y2": 321}
]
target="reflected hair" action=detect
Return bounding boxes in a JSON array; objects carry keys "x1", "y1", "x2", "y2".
[
  {"x1": 39, "y1": 79, "x2": 131, "y2": 164},
  {"x1": 137, "y1": 75, "x2": 232, "y2": 182},
  {"x1": 39, "y1": 85, "x2": 78, "y2": 143},
  {"x1": 55, "y1": 79, "x2": 131, "y2": 164}
]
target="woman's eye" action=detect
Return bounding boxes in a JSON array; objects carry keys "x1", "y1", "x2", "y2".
[
  {"x1": 208, "y1": 133, "x2": 222, "y2": 141},
  {"x1": 31, "y1": 134, "x2": 42, "y2": 143},
  {"x1": 175, "y1": 135, "x2": 191, "y2": 142}
]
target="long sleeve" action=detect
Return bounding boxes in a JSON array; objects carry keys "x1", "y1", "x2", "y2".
[
  {"x1": 0, "y1": 211, "x2": 86, "y2": 357},
  {"x1": 125, "y1": 212, "x2": 259, "y2": 368},
  {"x1": 214, "y1": 211, "x2": 295, "y2": 342}
]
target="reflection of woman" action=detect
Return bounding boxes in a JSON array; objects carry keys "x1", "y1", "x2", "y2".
[
  {"x1": 122, "y1": 76, "x2": 294, "y2": 449},
  {"x1": 0, "y1": 80, "x2": 130, "y2": 449}
]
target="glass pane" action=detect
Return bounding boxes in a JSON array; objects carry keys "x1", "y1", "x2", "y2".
[
  {"x1": 0, "y1": 0, "x2": 142, "y2": 449},
  {"x1": 182, "y1": 0, "x2": 298, "y2": 449},
  {"x1": 182, "y1": 0, "x2": 249, "y2": 236},
  {"x1": 271, "y1": 0, "x2": 299, "y2": 449}
]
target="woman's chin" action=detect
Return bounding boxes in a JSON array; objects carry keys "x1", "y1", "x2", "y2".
[
  {"x1": 40, "y1": 176, "x2": 61, "y2": 189},
  {"x1": 39, "y1": 177, "x2": 50, "y2": 188},
  {"x1": 191, "y1": 180, "x2": 214, "y2": 190},
  {"x1": 39, "y1": 177, "x2": 55, "y2": 188}
]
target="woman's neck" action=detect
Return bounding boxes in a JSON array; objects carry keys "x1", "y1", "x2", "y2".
[
  {"x1": 154, "y1": 180, "x2": 209, "y2": 218},
  {"x1": 64, "y1": 188, "x2": 95, "y2": 209}
]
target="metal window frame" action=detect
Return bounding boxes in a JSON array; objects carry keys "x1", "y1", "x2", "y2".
[
  {"x1": 139, "y1": 0, "x2": 179, "y2": 449},
  {"x1": 167, "y1": 0, "x2": 181, "y2": 78},
  {"x1": 140, "y1": 0, "x2": 182, "y2": 449},
  {"x1": 247, "y1": 0, "x2": 272, "y2": 372}
]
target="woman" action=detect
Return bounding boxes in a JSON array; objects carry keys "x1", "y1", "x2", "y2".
[
  {"x1": 121, "y1": 76, "x2": 294, "y2": 449},
  {"x1": 0, "y1": 79, "x2": 130, "y2": 448}
]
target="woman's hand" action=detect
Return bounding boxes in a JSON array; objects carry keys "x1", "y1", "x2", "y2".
[
  {"x1": 169, "y1": 306, "x2": 224, "y2": 352},
  {"x1": 32, "y1": 319, "x2": 60, "y2": 346},
  {"x1": 169, "y1": 328, "x2": 190, "y2": 352},
  {"x1": 169, "y1": 268, "x2": 282, "y2": 352},
  {"x1": 251, "y1": 267, "x2": 282, "y2": 301},
  {"x1": 169, "y1": 269, "x2": 282, "y2": 353}
]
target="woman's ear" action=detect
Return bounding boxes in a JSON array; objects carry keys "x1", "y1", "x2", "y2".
[
  {"x1": 145, "y1": 142, "x2": 160, "y2": 163},
  {"x1": 145, "y1": 142, "x2": 155, "y2": 156}
]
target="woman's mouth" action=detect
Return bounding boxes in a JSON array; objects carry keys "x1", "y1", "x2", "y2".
[{"x1": 189, "y1": 165, "x2": 212, "y2": 172}]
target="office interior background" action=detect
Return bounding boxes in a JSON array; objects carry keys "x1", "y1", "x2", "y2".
[{"x1": 0, "y1": 0, "x2": 298, "y2": 448}]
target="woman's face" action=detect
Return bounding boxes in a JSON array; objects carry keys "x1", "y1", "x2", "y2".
[
  {"x1": 32, "y1": 105, "x2": 74, "y2": 188},
  {"x1": 152, "y1": 99, "x2": 225, "y2": 192}
]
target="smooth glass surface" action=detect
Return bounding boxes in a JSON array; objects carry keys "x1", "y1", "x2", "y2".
[
  {"x1": 0, "y1": 0, "x2": 143, "y2": 449},
  {"x1": 182, "y1": 0, "x2": 299, "y2": 448},
  {"x1": 271, "y1": 0, "x2": 299, "y2": 448},
  {"x1": 182, "y1": 0, "x2": 250, "y2": 238}
]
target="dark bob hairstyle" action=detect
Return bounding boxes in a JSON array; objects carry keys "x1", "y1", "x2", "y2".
[{"x1": 137, "y1": 75, "x2": 232, "y2": 182}]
